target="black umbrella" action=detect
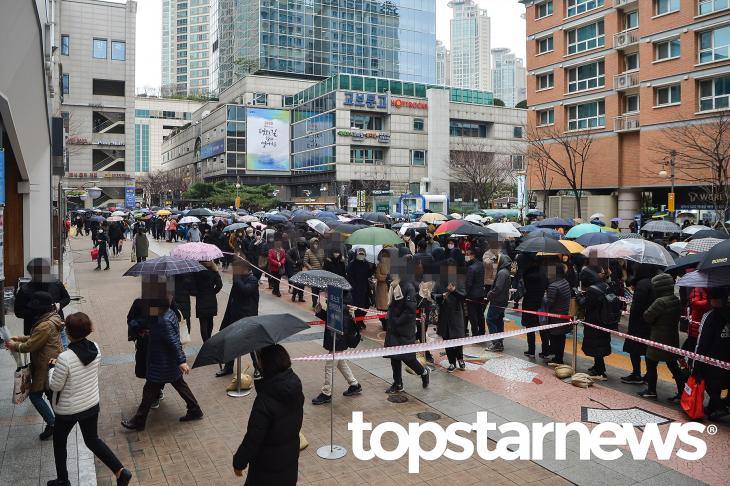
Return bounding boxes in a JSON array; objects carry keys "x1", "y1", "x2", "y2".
[
  {"x1": 347, "y1": 218, "x2": 373, "y2": 226},
  {"x1": 328, "y1": 223, "x2": 367, "y2": 235},
  {"x1": 192, "y1": 314, "x2": 310, "y2": 368},
  {"x1": 688, "y1": 229, "x2": 730, "y2": 241},
  {"x1": 123, "y1": 256, "x2": 206, "y2": 277},
  {"x1": 534, "y1": 217, "x2": 573, "y2": 228},
  {"x1": 90, "y1": 215, "x2": 106, "y2": 223},
  {"x1": 265, "y1": 214, "x2": 289, "y2": 224},
  {"x1": 187, "y1": 208, "x2": 213, "y2": 217},
  {"x1": 289, "y1": 270, "x2": 352, "y2": 290},
  {"x1": 516, "y1": 236, "x2": 570, "y2": 254},
  {"x1": 666, "y1": 252, "x2": 705, "y2": 275},
  {"x1": 291, "y1": 211, "x2": 316, "y2": 223},
  {"x1": 362, "y1": 212, "x2": 390, "y2": 224},
  {"x1": 697, "y1": 239, "x2": 730, "y2": 271},
  {"x1": 449, "y1": 223, "x2": 498, "y2": 239}
]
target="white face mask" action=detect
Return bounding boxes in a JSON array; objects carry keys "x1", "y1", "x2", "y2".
[
  {"x1": 447, "y1": 244, "x2": 455, "y2": 250},
  {"x1": 357, "y1": 254, "x2": 366, "y2": 261},
  {"x1": 403, "y1": 236, "x2": 410, "y2": 241},
  {"x1": 465, "y1": 255, "x2": 473, "y2": 262}
]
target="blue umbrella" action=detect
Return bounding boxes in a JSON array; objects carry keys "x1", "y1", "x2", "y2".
[
  {"x1": 314, "y1": 211, "x2": 338, "y2": 221},
  {"x1": 576, "y1": 232, "x2": 619, "y2": 247},
  {"x1": 527, "y1": 209, "x2": 545, "y2": 217},
  {"x1": 266, "y1": 214, "x2": 289, "y2": 224},
  {"x1": 535, "y1": 217, "x2": 573, "y2": 228},
  {"x1": 525, "y1": 228, "x2": 562, "y2": 240},
  {"x1": 519, "y1": 224, "x2": 538, "y2": 233}
]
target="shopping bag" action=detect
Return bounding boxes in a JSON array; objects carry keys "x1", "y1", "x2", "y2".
[
  {"x1": 90, "y1": 247, "x2": 99, "y2": 261},
  {"x1": 179, "y1": 320, "x2": 191, "y2": 345},
  {"x1": 69, "y1": 226, "x2": 77, "y2": 238},
  {"x1": 680, "y1": 375, "x2": 705, "y2": 420},
  {"x1": 13, "y1": 354, "x2": 31, "y2": 405}
]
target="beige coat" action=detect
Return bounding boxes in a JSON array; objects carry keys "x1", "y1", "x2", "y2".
[
  {"x1": 12, "y1": 312, "x2": 63, "y2": 392},
  {"x1": 374, "y1": 258, "x2": 391, "y2": 310}
]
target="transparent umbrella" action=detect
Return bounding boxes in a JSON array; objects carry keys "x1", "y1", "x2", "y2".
[{"x1": 601, "y1": 239, "x2": 675, "y2": 267}]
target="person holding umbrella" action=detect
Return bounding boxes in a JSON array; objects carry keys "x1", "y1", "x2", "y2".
[
  {"x1": 465, "y1": 247, "x2": 487, "y2": 338},
  {"x1": 485, "y1": 253, "x2": 512, "y2": 352},
  {"x1": 187, "y1": 223, "x2": 202, "y2": 242},
  {"x1": 620, "y1": 264, "x2": 658, "y2": 384},
  {"x1": 346, "y1": 248, "x2": 374, "y2": 319},
  {"x1": 132, "y1": 226, "x2": 149, "y2": 263},
  {"x1": 94, "y1": 228, "x2": 110, "y2": 271},
  {"x1": 191, "y1": 261, "x2": 223, "y2": 342},
  {"x1": 518, "y1": 254, "x2": 548, "y2": 358},
  {"x1": 287, "y1": 238, "x2": 307, "y2": 302},
  {"x1": 433, "y1": 259, "x2": 466, "y2": 371},
  {"x1": 694, "y1": 287, "x2": 730, "y2": 420}
]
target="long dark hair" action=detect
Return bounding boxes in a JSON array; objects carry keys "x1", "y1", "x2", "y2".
[{"x1": 257, "y1": 344, "x2": 291, "y2": 378}]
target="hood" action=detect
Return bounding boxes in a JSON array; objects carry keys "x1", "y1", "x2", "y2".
[
  {"x1": 68, "y1": 338, "x2": 98, "y2": 366},
  {"x1": 497, "y1": 253, "x2": 512, "y2": 272},
  {"x1": 579, "y1": 266, "x2": 600, "y2": 288},
  {"x1": 431, "y1": 247, "x2": 446, "y2": 262},
  {"x1": 651, "y1": 272, "x2": 676, "y2": 297},
  {"x1": 255, "y1": 368, "x2": 302, "y2": 404},
  {"x1": 309, "y1": 238, "x2": 319, "y2": 247},
  {"x1": 632, "y1": 263, "x2": 658, "y2": 284},
  {"x1": 37, "y1": 311, "x2": 63, "y2": 330}
]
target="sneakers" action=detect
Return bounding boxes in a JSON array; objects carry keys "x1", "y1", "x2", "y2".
[
  {"x1": 39, "y1": 424, "x2": 54, "y2": 441},
  {"x1": 179, "y1": 410, "x2": 204, "y2": 422},
  {"x1": 485, "y1": 342, "x2": 504, "y2": 352},
  {"x1": 547, "y1": 361, "x2": 564, "y2": 367},
  {"x1": 253, "y1": 369, "x2": 262, "y2": 380},
  {"x1": 343, "y1": 384, "x2": 362, "y2": 397},
  {"x1": 538, "y1": 352, "x2": 552, "y2": 360},
  {"x1": 215, "y1": 368, "x2": 233, "y2": 378},
  {"x1": 524, "y1": 351, "x2": 535, "y2": 358},
  {"x1": 117, "y1": 468, "x2": 132, "y2": 486},
  {"x1": 446, "y1": 364, "x2": 456, "y2": 373},
  {"x1": 620, "y1": 374, "x2": 644, "y2": 385},
  {"x1": 589, "y1": 373, "x2": 608, "y2": 381},
  {"x1": 386, "y1": 383, "x2": 404, "y2": 394},
  {"x1": 458, "y1": 359, "x2": 466, "y2": 370},
  {"x1": 46, "y1": 480, "x2": 71, "y2": 486},
  {"x1": 312, "y1": 393, "x2": 332, "y2": 405},
  {"x1": 637, "y1": 389, "x2": 658, "y2": 399},
  {"x1": 151, "y1": 390, "x2": 164, "y2": 409},
  {"x1": 421, "y1": 367, "x2": 430, "y2": 388}
]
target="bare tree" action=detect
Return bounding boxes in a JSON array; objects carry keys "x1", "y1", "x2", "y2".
[
  {"x1": 653, "y1": 113, "x2": 730, "y2": 228},
  {"x1": 136, "y1": 171, "x2": 190, "y2": 207},
  {"x1": 528, "y1": 150, "x2": 554, "y2": 214},
  {"x1": 525, "y1": 123, "x2": 593, "y2": 218},
  {"x1": 449, "y1": 147, "x2": 511, "y2": 208}
]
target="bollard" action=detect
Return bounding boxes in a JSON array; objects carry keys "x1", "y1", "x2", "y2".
[{"x1": 572, "y1": 320, "x2": 578, "y2": 372}]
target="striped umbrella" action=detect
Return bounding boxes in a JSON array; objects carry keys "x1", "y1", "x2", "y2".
[
  {"x1": 641, "y1": 220, "x2": 681, "y2": 233},
  {"x1": 170, "y1": 242, "x2": 224, "y2": 261}
]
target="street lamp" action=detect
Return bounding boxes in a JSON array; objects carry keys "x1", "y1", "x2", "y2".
[
  {"x1": 86, "y1": 186, "x2": 102, "y2": 200},
  {"x1": 659, "y1": 150, "x2": 677, "y2": 222}
]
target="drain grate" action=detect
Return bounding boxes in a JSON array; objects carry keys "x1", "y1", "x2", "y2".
[
  {"x1": 387, "y1": 394, "x2": 409, "y2": 403},
  {"x1": 416, "y1": 411, "x2": 441, "y2": 421}
]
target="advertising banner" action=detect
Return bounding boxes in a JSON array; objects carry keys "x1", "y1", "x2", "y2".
[
  {"x1": 516, "y1": 175, "x2": 526, "y2": 210},
  {"x1": 246, "y1": 108, "x2": 290, "y2": 171},
  {"x1": 124, "y1": 186, "x2": 136, "y2": 209},
  {"x1": 200, "y1": 138, "x2": 225, "y2": 160}
]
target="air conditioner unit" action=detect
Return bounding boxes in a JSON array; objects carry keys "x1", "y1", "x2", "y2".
[
  {"x1": 616, "y1": 33, "x2": 627, "y2": 46},
  {"x1": 627, "y1": 119, "x2": 639, "y2": 130},
  {"x1": 616, "y1": 75, "x2": 628, "y2": 89}
]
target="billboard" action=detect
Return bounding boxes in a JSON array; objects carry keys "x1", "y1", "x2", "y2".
[
  {"x1": 200, "y1": 138, "x2": 225, "y2": 160},
  {"x1": 246, "y1": 108, "x2": 289, "y2": 171},
  {"x1": 124, "y1": 186, "x2": 136, "y2": 209}
]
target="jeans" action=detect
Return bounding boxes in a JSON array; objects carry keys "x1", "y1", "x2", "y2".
[
  {"x1": 322, "y1": 360, "x2": 358, "y2": 396},
  {"x1": 486, "y1": 305, "x2": 505, "y2": 345},
  {"x1": 390, "y1": 357, "x2": 425, "y2": 386},
  {"x1": 199, "y1": 315, "x2": 214, "y2": 342},
  {"x1": 132, "y1": 378, "x2": 201, "y2": 426},
  {"x1": 467, "y1": 302, "x2": 486, "y2": 337},
  {"x1": 29, "y1": 391, "x2": 54, "y2": 426},
  {"x1": 54, "y1": 411, "x2": 123, "y2": 481},
  {"x1": 60, "y1": 328, "x2": 69, "y2": 350}
]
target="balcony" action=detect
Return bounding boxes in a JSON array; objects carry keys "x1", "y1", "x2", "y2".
[
  {"x1": 614, "y1": 0, "x2": 638, "y2": 9},
  {"x1": 613, "y1": 71, "x2": 640, "y2": 91},
  {"x1": 614, "y1": 27, "x2": 639, "y2": 50},
  {"x1": 614, "y1": 113, "x2": 640, "y2": 133}
]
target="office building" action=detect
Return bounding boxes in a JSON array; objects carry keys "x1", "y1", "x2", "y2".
[
  {"x1": 161, "y1": 73, "x2": 526, "y2": 207},
  {"x1": 449, "y1": 0, "x2": 492, "y2": 91},
  {"x1": 521, "y1": 0, "x2": 730, "y2": 223},
  {"x1": 492, "y1": 48, "x2": 527, "y2": 107},
  {"x1": 209, "y1": 0, "x2": 437, "y2": 94},
  {"x1": 58, "y1": 0, "x2": 137, "y2": 207},
  {"x1": 134, "y1": 97, "x2": 206, "y2": 173},
  {"x1": 436, "y1": 40, "x2": 451, "y2": 85},
  {"x1": 162, "y1": 0, "x2": 210, "y2": 96}
]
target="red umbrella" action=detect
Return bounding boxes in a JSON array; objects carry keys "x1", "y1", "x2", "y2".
[{"x1": 434, "y1": 219, "x2": 466, "y2": 236}]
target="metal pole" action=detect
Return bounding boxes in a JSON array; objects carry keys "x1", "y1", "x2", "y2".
[
  {"x1": 330, "y1": 331, "x2": 336, "y2": 452},
  {"x1": 227, "y1": 355, "x2": 251, "y2": 398},
  {"x1": 58, "y1": 181, "x2": 64, "y2": 283},
  {"x1": 572, "y1": 321, "x2": 578, "y2": 372},
  {"x1": 670, "y1": 151, "x2": 676, "y2": 223}
]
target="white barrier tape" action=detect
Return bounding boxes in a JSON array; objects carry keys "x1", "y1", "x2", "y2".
[
  {"x1": 292, "y1": 321, "x2": 574, "y2": 361},
  {"x1": 580, "y1": 320, "x2": 730, "y2": 372}
]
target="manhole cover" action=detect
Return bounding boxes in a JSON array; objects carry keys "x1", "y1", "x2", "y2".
[
  {"x1": 387, "y1": 394, "x2": 409, "y2": 403},
  {"x1": 417, "y1": 412, "x2": 441, "y2": 421}
]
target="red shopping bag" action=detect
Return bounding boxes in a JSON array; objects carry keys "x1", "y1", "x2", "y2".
[
  {"x1": 90, "y1": 247, "x2": 99, "y2": 261},
  {"x1": 680, "y1": 375, "x2": 705, "y2": 420}
]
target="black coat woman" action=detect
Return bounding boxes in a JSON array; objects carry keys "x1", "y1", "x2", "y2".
[
  {"x1": 519, "y1": 255, "x2": 548, "y2": 358},
  {"x1": 191, "y1": 261, "x2": 223, "y2": 342}
]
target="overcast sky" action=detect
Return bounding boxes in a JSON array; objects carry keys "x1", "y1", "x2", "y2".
[{"x1": 135, "y1": 0, "x2": 526, "y2": 91}]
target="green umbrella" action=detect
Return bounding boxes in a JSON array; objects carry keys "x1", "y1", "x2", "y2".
[
  {"x1": 565, "y1": 223, "x2": 602, "y2": 239},
  {"x1": 345, "y1": 227, "x2": 403, "y2": 246}
]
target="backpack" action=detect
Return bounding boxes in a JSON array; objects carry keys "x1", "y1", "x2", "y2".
[{"x1": 591, "y1": 284, "x2": 622, "y2": 328}]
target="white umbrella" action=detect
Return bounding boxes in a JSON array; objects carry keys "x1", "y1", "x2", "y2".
[
  {"x1": 449, "y1": 213, "x2": 463, "y2": 220},
  {"x1": 306, "y1": 219, "x2": 330, "y2": 235},
  {"x1": 464, "y1": 214, "x2": 482, "y2": 223},
  {"x1": 681, "y1": 224, "x2": 712, "y2": 235},
  {"x1": 111, "y1": 210, "x2": 126, "y2": 217},
  {"x1": 337, "y1": 215, "x2": 352, "y2": 222},
  {"x1": 683, "y1": 237, "x2": 724, "y2": 254},
  {"x1": 677, "y1": 269, "x2": 730, "y2": 288},
  {"x1": 589, "y1": 213, "x2": 605, "y2": 221},
  {"x1": 487, "y1": 222, "x2": 522, "y2": 239},
  {"x1": 599, "y1": 239, "x2": 675, "y2": 267},
  {"x1": 107, "y1": 216, "x2": 124, "y2": 222},
  {"x1": 398, "y1": 221, "x2": 427, "y2": 235},
  {"x1": 238, "y1": 215, "x2": 260, "y2": 223},
  {"x1": 668, "y1": 242, "x2": 687, "y2": 254},
  {"x1": 179, "y1": 216, "x2": 201, "y2": 225}
]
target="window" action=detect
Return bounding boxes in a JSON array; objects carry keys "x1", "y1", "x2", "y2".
[
  {"x1": 350, "y1": 147, "x2": 384, "y2": 164},
  {"x1": 411, "y1": 150, "x2": 426, "y2": 166},
  {"x1": 351, "y1": 113, "x2": 383, "y2": 130},
  {"x1": 699, "y1": 75, "x2": 730, "y2": 111},
  {"x1": 413, "y1": 118, "x2": 424, "y2": 131},
  {"x1": 92, "y1": 79, "x2": 125, "y2": 96},
  {"x1": 513, "y1": 127, "x2": 523, "y2": 138},
  {"x1": 655, "y1": 84, "x2": 681, "y2": 106},
  {"x1": 567, "y1": 61, "x2": 605, "y2": 93},
  {"x1": 62, "y1": 73, "x2": 69, "y2": 94},
  {"x1": 567, "y1": 21, "x2": 605, "y2": 54},
  {"x1": 699, "y1": 26, "x2": 730, "y2": 64},
  {"x1": 699, "y1": 0, "x2": 730, "y2": 15},
  {"x1": 537, "y1": 72, "x2": 554, "y2": 90},
  {"x1": 536, "y1": 0, "x2": 553, "y2": 18},
  {"x1": 624, "y1": 10, "x2": 639, "y2": 30},
  {"x1": 656, "y1": 0, "x2": 680, "y2": 15},
  {"x1": 655, "y1": 38, "x2": 681, "y2": 61},
  {"x1": 111, "y1": 41, "x2": 125, "y2": 60},
  {"x1": 567, "y1": 100, "x2": 605, "y2": 130},
  {"x1": 624, "y1": 53, "x2": 639, "y2": 71},
  {"x1": 61, "y1": 35, "x2": 69, "y2": 56},
  {"x1": 449, "y1": 120, "x2": 489, "y2": 138},
  {"x1": 253, "y1": 93, "x2": 268, "y2": 105},
  {"x1": 567, "y1": 0, "x2": 604, "y2": 17},
  {"x1": 625, "y1": 94, "x2": 640, "y2": 113},
  {"x1": 537, "y1": 109, "x2": 555, "y2": 126},
  {"x1": 537, "y1": 36, "x2": 554, "y2": 54},
  {"x1": 93, "y1": 38, "x2": 107, "y2": 59}
]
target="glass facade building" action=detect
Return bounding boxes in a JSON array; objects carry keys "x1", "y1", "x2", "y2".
[
  {"x1": 162, "y1": 0, "x2": 210, "y2": 96},
  {"x1": 135, "y1": 124, "x2": 150, "y2": 172},
  {"x1": 210, "y1": 0, "x2": 437, "y2": 94}
]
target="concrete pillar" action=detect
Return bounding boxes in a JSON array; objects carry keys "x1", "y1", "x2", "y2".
[
  {"x1": 617, "y1": 189, "x2": 641, "y2": 230},
  {"x1": 426, "y1": 88, "x2": 450, "y2": 196}
]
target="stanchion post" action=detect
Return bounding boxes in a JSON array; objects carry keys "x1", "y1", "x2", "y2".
[
  {"x1": 572, "y1": 320, "x2": 578, "y2": 372},
  {"x1": 227, "y1": 355, "x2": 251, "y2": 398}
]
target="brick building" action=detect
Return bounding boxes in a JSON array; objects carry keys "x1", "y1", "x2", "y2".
[{"x1": 521, "y1": 0, "x2": 730, "y2": 224}]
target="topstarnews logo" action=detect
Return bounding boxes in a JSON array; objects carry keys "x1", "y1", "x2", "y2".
[{"x1": 349, "y1": 411, "x2": 709, "y2": 473}]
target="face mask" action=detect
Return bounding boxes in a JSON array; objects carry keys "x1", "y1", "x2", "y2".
[
  {"x1": 403, "y1": 236, "x2": 410, "y2": 241},
  {"x1": 465, "y1": 255, "x2": 473, "y2": 262},
  {"x1": 357, "y1": 254, "x2": 366, "y2": 261},
  {"x1": 246, "y1": 230, "x2": 254, "y2": 236},
  {"x1": 333, "y1": 252, "x2": 340, "y2": 259},
  {"x1": 447, "y1": 244, "x2": 455, "y2": 250}
]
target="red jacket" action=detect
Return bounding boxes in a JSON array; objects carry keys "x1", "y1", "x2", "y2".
[
  {"x1": 267, "y1": 248, "x2": 286, "y2": 273},
  {"x1": 688, "y1": 287, "x2": 710, "y2": 338}
]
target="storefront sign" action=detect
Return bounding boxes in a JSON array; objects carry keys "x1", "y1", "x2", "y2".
[
  {"x1": 200, "y1": 138, "x2": 225, "y2": 160},
  {"x1": 337, "y1": 130, "x2": 390, "y2": 143},
  {"x1": 667, "y1": 192, "x2": 675, "y2": 212},
  {"x1": 96, "y1": 140, "x2": 125, "y2": 146},
  {"x1": 67, "y1": 136, "x2": 90, "y2": 145},
  {"x1": 676, "y1": 190, "x2": 726, "y2": 210},
  {"x1": 344, "y1": 92, "x2": 388, "y2": 110},
  {"x1": 391, "y1": 98, "x2": 428, "y2": 110},
  {"x1": 124, "y1": 186, "x2": 136, "y2": 209},
  {"x1": 66, "y1": 171, "x2": 132, "y2": 179}
]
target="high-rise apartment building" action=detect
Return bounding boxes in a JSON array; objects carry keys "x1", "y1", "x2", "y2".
[
  {"x1": 162, "y1": 0, "x2": 210, "y2": 96},
  {"x1": 492, "y1": 48, "x2": 527, "y2": 107},
  {"x1": 436, "y1": 40, "x2": 451, "y2": 85},
  {"x1": 58, "y1": 0, "x2": 136, "y2": 207},
  {"x1": 449, "y1": 0, "x2": 492, "y2": 91},
  {"x1": 521, "y1": 0, "x2": 730, "y2": 224},
  {"x1": 209, "y1": 0, "x2": 437, "y2": 94}
]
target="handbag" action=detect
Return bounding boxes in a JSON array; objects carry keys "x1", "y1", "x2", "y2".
[
  {"x1": 179, "y1": 320, "x2": 191, "y2": 345},
  {"x1": 90, "y1": 247, "x2": 99, "y2": 260},
  {"x1": 13, "y1": 353, "x2": 31, "y2": 405},
  {"x1": 680, "y1": 375, "x2": 705, "y2": 420}
]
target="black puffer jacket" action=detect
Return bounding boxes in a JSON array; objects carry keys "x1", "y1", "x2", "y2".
[
  {"x1": 385, "y1": 279, "x2": 418, "y2": 360},
  {"x1": 192, "y1": 268, "x2": 223, "y2": 317},
  {"x1": 545, "y1": 277, "x2": 572, "y2": 335},
  {"x1": 233, "y1": 368, "x2": 304, "y2": 486},
  {"x1": 643, "y1": 273, "x2": 681, "y2": 362},
  {"x1": 579, "y1": 268, "x2": 613, "y2": 358},
  {"x1": 695, "y1": 306, "x2": 730, "y2": 382},
  {"x1": 623, "y1": 264, "x2": 657, "y2": 355},
  {"x1": 521, "y1": 265, "x2": 548, "y2": 328}
]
